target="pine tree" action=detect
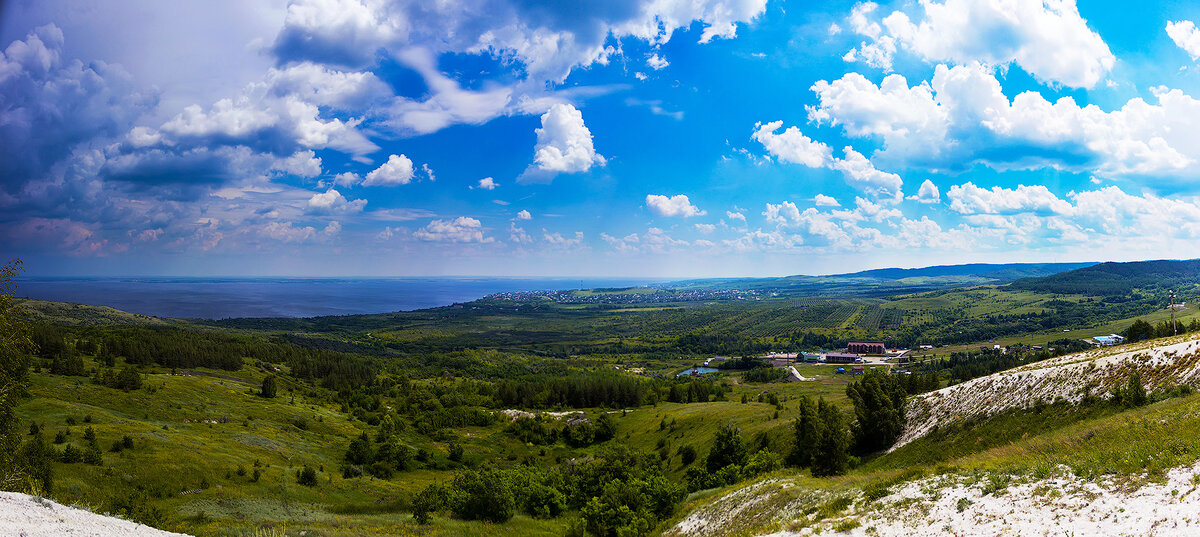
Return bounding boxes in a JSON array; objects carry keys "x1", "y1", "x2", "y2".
[
  {"x1": 811, "y1": 398, "x2": 848, "y2": 477},
  {"x1": 706, "y1": 424, "x2": 748, "y2": 472},
  {"x1": 261, "y1": 375, "x2": 277, "y2": 398},
  {"x1": 788, "y1": 396, "x2": 820, "y2": 468}
]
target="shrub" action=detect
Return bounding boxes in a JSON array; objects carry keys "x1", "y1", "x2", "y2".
[{"x1": 296, "y1": 465, "x2": 318, "y2": 487}]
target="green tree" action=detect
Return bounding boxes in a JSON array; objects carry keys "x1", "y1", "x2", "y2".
[
  {"x1": 811, "y1": 398, "x2": 849, "y2": 477},
  {"x1": 17, "y1": 431, "x2": 53, "y2": 494},
  {"x1": 846, "y1": 372, "x2": 907, "y2": 453},
  {"x1": 296, "y1": 465, "x2": 318, "y2": 487},
  {"x1": 788, "y1": 396, "x2": 820, "y2": 468},
  {"x1": 0, "y1": 259, "x2": 32, "y2": 490},
  {"x1": 705, "y1": 424, "x2": 748, "y2": 473},
  {"x1": 1125, "y1": 319, "x2": 1155, "y2": 343},
  {"x1": 447, "y1": 467, "x2": 515, "y2": 523},
  {"x1": 260, "y1": 375, "x2": 277, "y2": 398}
]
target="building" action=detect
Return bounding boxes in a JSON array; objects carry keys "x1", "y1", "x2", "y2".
[
  {"x1": 1092, "y1": 334, "x2": 1125, "y2": 346},
  {"x1": 801, "y1": 352, "x2": 822, "y2": 363},
  {"x1": 848, "y1": 341, "x2": 886, "y2": 355},
  {"x1": 851, "y1": 365, "x2": 865, "y2": 375},
  {"x1": 824, "y1": 352, "x2": 860, "y2": 364}
]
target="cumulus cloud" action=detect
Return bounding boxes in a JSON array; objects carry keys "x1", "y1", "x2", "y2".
[
  {"x1": 508, "y1": 222, "x2": 533, "y2": 243},
  {"x1": 0, "y1": 24, "x2": 154, "y2": 187},
  {"x1": 271, "y1": 0, "x2": 767, "y2": 82},
  {"x1": 474, "y1": 177, "x2": 498, "y2": 190},
  {"x1": 261, "y1": 221, "x2": 316, "y2": 242},
  {"x1": 843, "y1": 0, "x2": 1114, "y2": 88},
  {"x1": 413, "y1": 216, "x2": 492, "y2": 242},
  {"x1": 1167, "y1": 20, "x2": 1200, "y2": 60},
  {"x1": 543, "y1": 230, "x2": 585, "y2": 248},
  {"x1": 753, "y1": 121, "x2": 904, "y2": 202},
  {"x1": 647, "y1": 53, "x2": 670, "y2": 70},
  {"x1": 830, "y1": 147, "x2": 904, "y2": 202},
  {"x1": 751, "y1": 121, "x2": 832, "y2": 168},
  {"x1": 694, "y1": 223, "x2": 716, "y2": 234},
  {"x1": 516, "y1": 210, "x2": 532, "y2": 220},
  {"x1": 602, "y1": 227, "x2": 688, "y2": 253},
  {"x1": 911, "y1": 179, "x2": 941, "y2": 203},
  {"x1": 646, "y1": 194, "x2": 706, "y2": 217},
  {"x1": 814, "y1": 194, "x2": 841, "y2": 207},
  {"x1": 947, "y1": 183, "x2": 1073, "y2": 215},
  {"x1": 363, "y1": 154, "x2": 415, "y2": 186},
  {"x1": 307, "y1": 188, "x2": 367, "y2": 213},
  {"x1": 809, "y1": 63, "x2": 1200, "y2": 178},
  {"x1": 522, "y1": 104, "x2": 605, "y2": 181}
]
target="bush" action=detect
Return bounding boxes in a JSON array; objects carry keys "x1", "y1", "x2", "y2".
[
  {"x1": 261, "y1": 375, "x2": 277, "y2": 398},
  {"x1": 705, "y1": 425, "x2": 748, "y2": 472},
  {"x1": 678, "y1": 445, "x2": 696, "y2": 466},
  {"x1": 447, "y1": 468, "x2": 516, "y2": 523},
  {"x1": 296, "y1": 465, "x2": 318, "y2": 487}
]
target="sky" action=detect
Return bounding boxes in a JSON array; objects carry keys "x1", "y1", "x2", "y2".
[{"x1": 3, "y1": 0, "x2": 1200, "y2": 278}]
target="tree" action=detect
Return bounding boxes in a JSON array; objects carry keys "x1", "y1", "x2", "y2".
[
  {"x1": 789, "y1": 396, "x2": 820, "y2": 468},
  {"x1": 846, "y1": 372, "x2": 907, "y2": 453},
  {"x1": 0, "y1": 259, "x2": 32, "y2": 490},
  {"x1": 447, "y1": 468, "x2": 515, "y2": 523},
  {"x1": 260, "y1": 375, "x2": 277, "y2": 398},
  {"x1": 296, "y1": 465, "x2": 318, "y2": 487},
  {"x1": 705, "y1": 424, "x2": 748, "y2": 473},
  {"x1": 17, "y1": 431, "x2": 53, "y2": 494},
  {"x1": 1125, "y1": 319, "x2": 1155, "y2": 343},
  {"x1": 811, "y1": 399, "x2": 849, "y2": 477}
]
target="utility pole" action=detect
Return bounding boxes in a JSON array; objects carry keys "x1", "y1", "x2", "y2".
[{"x1": 1170, "y1": 290, "x2": 1178, "y2": 336}]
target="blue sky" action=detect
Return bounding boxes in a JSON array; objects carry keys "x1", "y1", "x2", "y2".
[{"x1": 4, "y1": 0, "x2": 1200, "y2": 277}]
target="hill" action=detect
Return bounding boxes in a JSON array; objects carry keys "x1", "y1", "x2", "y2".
[
  {"x1": 666, "y1": 262, "x2": 1094, "y2": 298},
  {"x1": 1009, "y1": 258, "x2": 1200, "y2": 296},
  {"x1": 667, "y1": 332, "x2": 1200, "y2": 536}
]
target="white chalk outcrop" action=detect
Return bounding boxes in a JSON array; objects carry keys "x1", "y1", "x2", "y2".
[
  {"x1": 0, "y1": 492, "x2": 191, "y2": 537},
  {"x1": 897, "y1": 335, "x2": 1200, "y2": 448}
]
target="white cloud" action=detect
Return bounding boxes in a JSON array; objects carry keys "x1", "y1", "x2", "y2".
[
  {"x1": 516, "y1": 209, "x2": 532, "y2": 220},
  {"x1": 647, "y1": 53, "x2": 670, "y2": 70},
  {"x1": 307, "y1": 188, "x2": 366, "y2": 213},
  {"x1": 601, "y1": 227, "x2": 689, "y2": 253},
  {"x1": 543, "y1": 230, "x2": 584, "y2": 248},
  {"x1": 809, "y1": 63, "x2": 1200, "y2": 178},
  {"x1": 526, "y1": 103, "x2": 605, "y2": 178},
  {"x1": 946, "y1": 183, "x2": 1073, "y2": 215},
  {"x1": 413, "y1": 216, "x2": 493, "y2": 243},
  {"x1": 473, "y1": 177, "x2": 498, "y2": 190},
  {"x1": 322, "y1": 220, "x2": 342, "y2": 236},
  {"x1": 332, "y1": 172, "x2": 362, "y2": 187},
  {"x1": 751, "y1": 121, "x2": 832, "y2": 168},
  {"x1": 910, "y1": 179, "x2": 940, "y2": 203},
  {"x1": 1167, "y1": 20, "x2": 1200, "y2": 60},
  {"x1": 646, "y1": 194, "x2": 706, "y2": 217},
  {"x1": 509, "y1": 222, "x2": 532, "y2": 243},
  {"x1": 726, "y1": 210, "x2": 747, "y2": 223},
  {"x1": 814, "y1": 194, "x2": 840, "y2": 207},
  {"x1": 422, "y1": 163, "x2": 436, "y2": 181},
  {"x1": 763, "y1": 201, "x2": 801, "y2": 225},
  {"x1": 261, "y1": 221, "x2": 316, "y2": 242},
  {"x1": 830, "y1": 147, "x2": 904, "y2": 202},
  {"x1": 363, "y1": 154, "x2": 415, "y2": 186},
  {"x1": 843, "y1": 0, "x2": 1115, "y2": 88},
  {"x1": 694, "y1": 223, "x2": 716, "y2": 234}
]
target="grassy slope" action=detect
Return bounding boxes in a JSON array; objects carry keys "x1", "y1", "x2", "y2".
[
  {"x1": 17, "y1": 354, "x2": 862, "y2": 536},
  {"x1": 667, "y1": 334, "x2": 1200, "y2": 536}
]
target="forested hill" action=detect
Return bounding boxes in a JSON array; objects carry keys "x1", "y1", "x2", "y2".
[
  {"x1": 843, "y1": 262, "x2": 1096, "y2": 280},
  {"x1": 1009, "y1": 259, "x2": 1200, "y2": 296},
  {"x1": 667, "y1": 261, "x2": 1095, "y2": 297}
]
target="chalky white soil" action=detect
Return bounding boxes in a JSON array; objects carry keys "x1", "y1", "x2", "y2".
[
  {"x1": 762, "y1": 462, "x2": 1200, "y2": 537},
  {"x1": 0, "y1": 492, "x2": 190, "y2": 536},
  {"x1": 897, "y1": 336, "x2": 1200, "y2": 449}
]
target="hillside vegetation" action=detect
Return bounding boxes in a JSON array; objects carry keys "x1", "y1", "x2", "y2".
[{"x1": 3, "y1": 258, "x2": 1200, "y2": 536}]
